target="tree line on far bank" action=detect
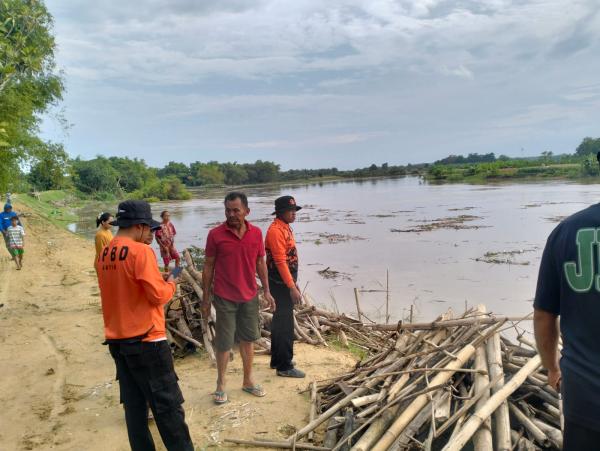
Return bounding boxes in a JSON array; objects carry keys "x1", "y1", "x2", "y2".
[
  {"x1": 425, "y1": 137, "x2": 600, "y2": 182},
  {"x1": 20, "y1": 155, "x2": 414, "y2": 201},
  {"x1": 16, "y1": 135, "x2": 600, "y2": 201}
]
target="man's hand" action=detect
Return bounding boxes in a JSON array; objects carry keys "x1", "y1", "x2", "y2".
[
  {"x1": 290, "y1": 286, "x2": 302, "y2": 304},
  {"x1": 548, "y1": 367, "x2": 562, "y2": 391},
  {"x1": 167, "y1": 273, "x2": 181, "y2": 284},
  {"x1": 264, "y1": 291, "x2": 276, "y2": 312}
]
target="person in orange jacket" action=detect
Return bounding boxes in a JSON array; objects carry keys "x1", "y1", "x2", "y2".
[
  {"x1": 96, "y1": 200, "x2": 193, "y2": 451},
  {"x1": 265, "y1": 195, "x2": 305, "y2": 378}
]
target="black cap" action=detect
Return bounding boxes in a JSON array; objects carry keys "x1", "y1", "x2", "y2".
[
  {"x1": 110, "y1": 200, "x2": 161, "y2": 230},
  {"x1": 272, "y1": 195, "x2": 302, "y2": 215}
]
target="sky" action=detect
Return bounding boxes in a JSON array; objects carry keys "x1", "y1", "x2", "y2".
[{"x1": 41, "y1": 0, "x2": 600, "y2": 170}]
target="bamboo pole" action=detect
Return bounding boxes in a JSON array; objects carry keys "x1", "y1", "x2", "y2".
[
  {"x1": 441, "y1": 354, "x2": 542, "y2": 451},
  {"x1": 308, "y1": 382, "x2": 317, "y2": 442},
  {"x1": 435, "y1": 373, "x2": 503, "y2": 437},
  {"x1": 323, "y1": 416, "x2": 340, "y2": 449},
  {"x1": 532, "y1": 417, "x2": 563, "y2": 449},
  {"x1": 473, "y1": 305, "x2": 493, "y2": 451},
  {"x1": 371, "y1": 342, "x2": 478, "y2": 451},
  {"x1": 366, "y1": 315, "x2": 531, "y2": 331},
  {"x1": 508, "y1": 403, "x2": 550, "y2": 447},
  {"x1": 166, "y1": 325, "x2": 202, "y2": 348},
  {"x1": 224, "y1": 438, "x2": 330, "y2": 450},
  {"x1": 486, "y1": 330, "x2": 511, "y2": 451},
  {"x1": 385, "y1": 269, "x2": 389, "y2": 324},
  {"x1": 353, "y1": 288, "x2": 363, "y2": 322}
]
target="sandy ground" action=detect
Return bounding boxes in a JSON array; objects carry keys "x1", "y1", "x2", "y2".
[{"x1": 0, "y1": 203, "x2": 356, "y2": 451}]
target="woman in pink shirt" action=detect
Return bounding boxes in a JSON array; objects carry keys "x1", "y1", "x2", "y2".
[{"x1": 154, "y1": 210, "x2": 180, "y2": 271}]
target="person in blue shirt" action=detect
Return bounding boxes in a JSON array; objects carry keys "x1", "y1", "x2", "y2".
[{"x1": 1, "y1": 203, "x2": 20, "y2": 255}]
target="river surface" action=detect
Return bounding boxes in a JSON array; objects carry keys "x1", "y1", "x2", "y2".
[{"x1": 70, "y1": 177, "x2": 600, "y2": 324}]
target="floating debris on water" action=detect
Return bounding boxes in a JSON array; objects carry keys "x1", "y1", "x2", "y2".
[
  {"x1": 544, "y1": 215, "x2": 568, "y2": 223},
  {"x1": 448, "y1": 206, "x2": 476, "y2": 211},
  {"x1": 476, "y1": 248, "x2": 536, "y2": 265},
  {"x1": 317, "y1": 266, "x2": 352, "y2": 281},
  {"x1": 391, "y1": 215, "x2": 488, "y2": 233}
]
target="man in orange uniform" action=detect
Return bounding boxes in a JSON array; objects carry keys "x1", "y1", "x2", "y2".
[
  {"x1": 96, "y1": 200, "x2": 193, "y2": 451},
  {"x1": 265, "y1": 195, "x2": 305, "y2": 378}
]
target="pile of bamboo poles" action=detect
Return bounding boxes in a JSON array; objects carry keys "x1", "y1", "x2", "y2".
[
  {"x1": 165, "y1": 249, "x2": 397, "y2": 361},
  {"x1": 226, "y1": 305, "x2": 560, "y2": 451}
]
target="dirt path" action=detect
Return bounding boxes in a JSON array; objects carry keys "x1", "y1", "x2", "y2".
[{"x1": 0, "y1": 203, "x2": 356, "y2": 450}]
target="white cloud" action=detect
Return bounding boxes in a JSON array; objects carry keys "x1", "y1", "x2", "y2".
[{"x1": 43, "y1": 0, "x2": 600, "y2": 167}]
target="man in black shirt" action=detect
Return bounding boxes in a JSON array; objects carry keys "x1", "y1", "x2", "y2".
[{"x1": 535, "y1": 170, "x2": 600, "y2": 450}]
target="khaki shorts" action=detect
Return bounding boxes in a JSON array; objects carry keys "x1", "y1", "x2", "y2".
[{"x1": 213, "y1": 294, "x2": 260, "y2": 352}]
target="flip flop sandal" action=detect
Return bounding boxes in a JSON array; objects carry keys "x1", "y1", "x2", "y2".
[
  {"x1": 213, "y1": 391, "x2": 228, "y2": 405},
  {"x1": 242, "y1": 384, "x2": 266, "y2": 397}
]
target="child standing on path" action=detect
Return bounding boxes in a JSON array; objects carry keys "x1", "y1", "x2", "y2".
[
  {"x1": 155, "y1": 210, "x2": 180, "y2": 271},
  {"x1": 6, "y1": 215, "x2": 25, "y2": 270}
]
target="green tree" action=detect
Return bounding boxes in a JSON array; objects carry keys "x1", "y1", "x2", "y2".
[
  {"x1": 581, "y1": 154, "x2": 600, "y2": 177},
  {"x1": 220, "y1": 162, "x2": 248, "y2": 185},
  {"x1": 108, "y1": 156, "x2": 152, "y2": 192},
  {"x1": 244, "y1": 160, "x2": 280, "y2": 183},
  {"x1": 191, "y1": 162, "x2": 225, "y2": 185},
  {"x1": 0, "y1": 0, "x2": 63, "y2": 192},
  {"x1": 28, "y1": 142, "x2": 70, "y2": 190},
  {"x1": 71, "y1": 157, "x2": 119, "y2": 195},
  {"x1": 158, "y1": 161, "x2": 191, "y2": 184},
  {"x1": 575, "y1": 137, "x2": 600, "y2": 156}
]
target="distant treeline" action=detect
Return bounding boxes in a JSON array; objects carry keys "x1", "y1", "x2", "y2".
[
  {"x1": 17, "y1": 155, "x2": 419, "y2": 202},
  {"x1": 157, "y1": 160, "x2": 414, "y2": 187},
  {"x1": 425, "y1": 137, "x2": 600, "y2": 182},
  {"x1": 7, "y1": 135, "x2": 600, "y2": 201}
]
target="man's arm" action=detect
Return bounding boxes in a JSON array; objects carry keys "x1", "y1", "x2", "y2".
[
  {"x1": 201, "y1": 256, "x2": 216, "y2": 318},
  {"x1": 136, "y1": 248, "x2": 178, "y2": 305},
  {"x1": 256, "y1": 256, "x2": 275, "y2": 311},
  {"x1": 534, "y1": 308, "x2": 561, "y2": 390}
]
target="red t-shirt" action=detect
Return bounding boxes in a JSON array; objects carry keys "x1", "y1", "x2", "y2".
[{"x1": 205, "y1": 221, "x2": 265, "y2": 302}]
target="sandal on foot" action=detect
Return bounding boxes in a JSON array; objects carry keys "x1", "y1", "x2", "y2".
[
  {"x1": 213, "y1": 391, "x2": 228, "y2": 404},
  {"x1": 242, "y1": 384, "x2": 266, "y2": 397}
]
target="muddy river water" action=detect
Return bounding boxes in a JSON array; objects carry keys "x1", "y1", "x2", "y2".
[{"x1": 70, "y1": 177, "x2": 600, "y2": 324}]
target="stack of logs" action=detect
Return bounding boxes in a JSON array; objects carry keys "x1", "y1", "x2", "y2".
[
  {"x1": 227, "y1": 306, "x2": 560, "y2": 451},
  {"x1": 165, "y1": 249, "x2": 396, "y2": 361}
]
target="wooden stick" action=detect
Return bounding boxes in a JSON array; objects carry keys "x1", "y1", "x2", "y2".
[
  {"x1": 508, "y1": 403, "x2": 551, "y2": 447},
  {"x1": 323, "y1": 416, "x2": 340, "y2": 448},
  {"x1": 435, "y1": 373, "x2": 503, "y2": 437},
  {"x1": 486, "y1": 331, "x2": 511, "y2": 451},
  {"x1": 366, "y1": 315, "x2": 532, "y2": 331},
  {"x1": 224, "y1": 438, "x2": 330, "y2": 450},
  {"x1": 166, "y1": 325, "x2": 202, "y2": 348},
  {"x1": 308, "y1": 382, "x2": 317, "y2": 442},
  {"x1": 532, "y1": 417, "x2": 563, "y2": 449},
  {"x1": 353, "y1": 288, "x2": 363, "y2": 322},
  {"x1": 362, "y1": 367, "x2": 486, "y2": 380},
  {"x1": 385, "y1": 269, "x2": 389, "y2": 324},
  {"x1": 441, "y1": 354, "x2": 543, "y2": 451},
  {"x1": 371, "y1": 342, "x2": 478, "y2": 451},
  {"x1": 473, "y1": 304, "x2": 493, "y2": 451}
]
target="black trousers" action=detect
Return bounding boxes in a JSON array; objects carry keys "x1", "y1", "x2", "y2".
[
  {"x1": 270, "y1": 283, "x2": 295, "y2": 371},
  {"x1": 564, "y1": 420, "x2": 600, "y2": 451},
  {"x1": 109, "y1": 341, "x2": 194, "y2": 451}
]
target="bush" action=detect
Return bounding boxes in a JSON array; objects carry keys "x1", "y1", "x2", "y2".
[{"x1": 131, "y1": 176, "x2": 191, "y2": 201}]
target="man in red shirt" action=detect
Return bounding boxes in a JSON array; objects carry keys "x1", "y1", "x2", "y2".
[
  {"x1": 202, "y1": 192, "x2": 275, "y2": 404},
  {"x1": 97, "y1": 200, "x2": 193, "y2": 451}
]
